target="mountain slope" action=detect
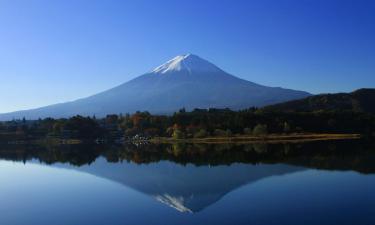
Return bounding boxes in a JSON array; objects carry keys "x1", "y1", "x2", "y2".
[
  {"x1": 261, "y1": 88, "x2": 375, "y2": 113},
  {"x1": 0, "y1": 54, "x2": 310, "y2": 120}
]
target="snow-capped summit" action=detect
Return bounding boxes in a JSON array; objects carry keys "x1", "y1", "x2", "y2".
[
  {"x1": 0, "y1": 54, "x2": 311, "y2": 120},
  {"x1": 152, "y1": 54, "x2": 222, "y2": 74}
]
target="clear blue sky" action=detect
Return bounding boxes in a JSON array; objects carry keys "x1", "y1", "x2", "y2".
[{"x1": 0, "y1": 0, "x2": 374, "y2": 113}]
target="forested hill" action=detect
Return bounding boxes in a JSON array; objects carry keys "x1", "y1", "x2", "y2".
[{"x1": 261, "y1": 89, "x2": 375, "y2": 114}]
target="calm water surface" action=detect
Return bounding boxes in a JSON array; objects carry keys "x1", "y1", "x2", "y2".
[{"x1": 1, "y1": 140, "x2": 375, "y2": 225}]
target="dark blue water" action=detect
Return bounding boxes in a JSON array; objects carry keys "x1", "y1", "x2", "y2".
[{"x1": 1, "y1": 141, "x2": 375, "y2": 225}]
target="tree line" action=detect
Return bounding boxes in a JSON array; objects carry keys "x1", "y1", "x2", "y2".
[{"x1": 0, "y1": 107, "x2": 374, "y2": 140}]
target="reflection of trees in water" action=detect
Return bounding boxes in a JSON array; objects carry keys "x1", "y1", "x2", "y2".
[
  {"x1": 0, "y1": 140, "x2": 374, "y2": 173},
  {"x1": 253, "y1": 143, "x2": 268, "y2": 154}
]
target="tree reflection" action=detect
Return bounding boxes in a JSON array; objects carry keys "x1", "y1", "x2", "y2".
[{"x1": 0, "y1": 140, "x2": 374, "y2": 173}]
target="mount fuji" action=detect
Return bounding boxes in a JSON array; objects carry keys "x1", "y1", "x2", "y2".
[{"x1": 0, "y1": 54, "x2": 310, "y2": 120}]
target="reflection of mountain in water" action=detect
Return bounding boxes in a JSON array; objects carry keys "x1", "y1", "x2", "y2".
[
  {"x1": 1, "y1": 139, "x2": 374, "y2": 212},
  {"x1": 71, "y1": 158, "x2": 303, "y2": 213}
]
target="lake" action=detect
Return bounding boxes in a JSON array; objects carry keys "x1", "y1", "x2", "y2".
[{"x1": 1, "y1": 140, "x2": 375, "y2": 225}]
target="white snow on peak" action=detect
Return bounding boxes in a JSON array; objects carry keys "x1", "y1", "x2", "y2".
[
  {"x1": 154, "y1": 194, "x2": 193, "y2": 213},
  {"x1": 152, "y1": 54, "x2": 221, "y2": 74}
]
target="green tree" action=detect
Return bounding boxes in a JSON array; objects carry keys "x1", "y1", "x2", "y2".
[
  {"x1": 253, "y1": 124, "x2": 268, "y2": 136},
  {"x1": 213, "y1": 129, "x2": 227, "y2": 136},
  {"x1": 172, "y1": 129, "x2": 184, "y2": 139},
  {"x1": 194, "y1": 129, "x2": 208, "y2": 138},
  {"x1": 243, "y1": 127, "x2": 252, "y2": 135},
  {"x1": 283, "y1": 122, "x2": 291, "y2": 133}
]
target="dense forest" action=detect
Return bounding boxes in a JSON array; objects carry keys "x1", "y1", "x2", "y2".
[
  {"x1": 0, "y1": 106, "x2": 374, "y2": 141},
  {"x1": 262, "y1": 88, "x2": 375, "y2": 114}
]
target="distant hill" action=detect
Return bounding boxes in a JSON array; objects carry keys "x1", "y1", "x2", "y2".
[
  {"x1": 261, "y1": 88, "x2": 375, "y2": 114},
  {"x1": 0, "y1": 54, "x2": 310, "y2": 120}
]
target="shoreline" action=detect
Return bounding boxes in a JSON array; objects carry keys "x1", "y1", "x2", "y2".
[
  {"x1": 0, "y1": 133, "x2": 362, "y2": 145},
  {"x1": 150, "y1": 133, "x2": 361, "y2": 144}
]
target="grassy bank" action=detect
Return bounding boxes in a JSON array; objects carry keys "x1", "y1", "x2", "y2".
[{"x1": 151, "y1": 133, "x2": 361, "y2": 144}]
